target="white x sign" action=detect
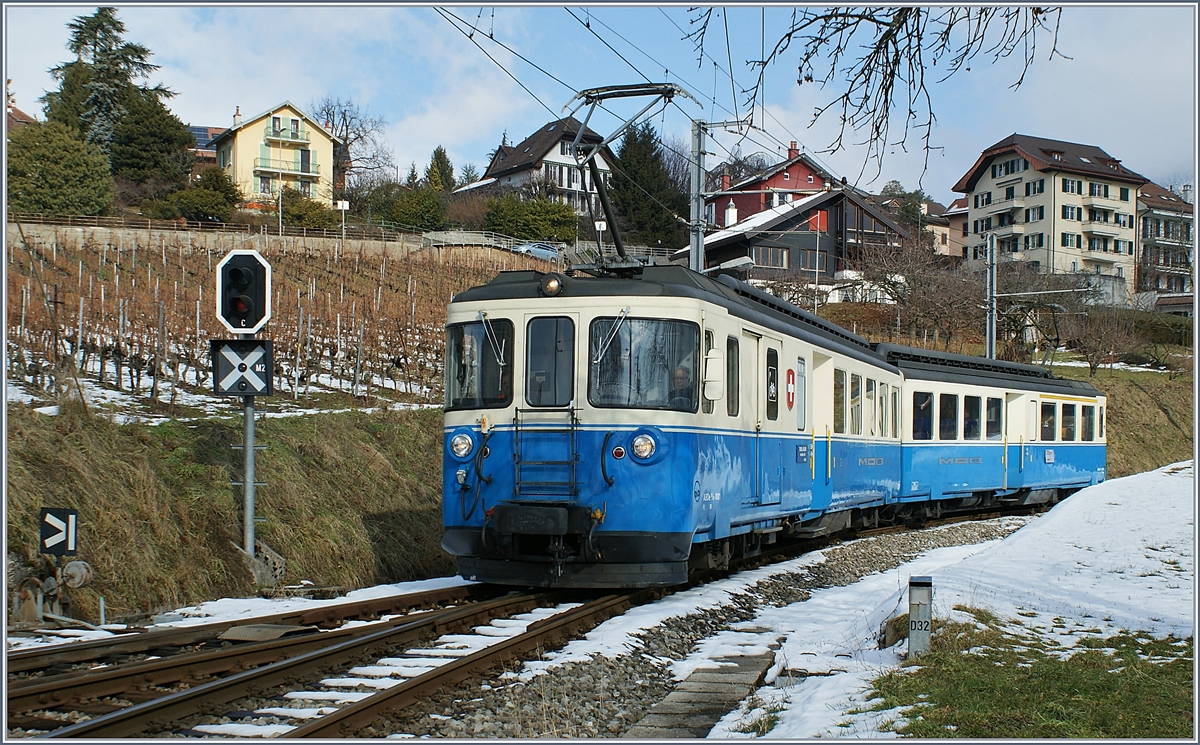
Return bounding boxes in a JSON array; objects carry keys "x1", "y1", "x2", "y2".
[{"x1": 220, "y1": 345, "x2": 267, "y2": 392}]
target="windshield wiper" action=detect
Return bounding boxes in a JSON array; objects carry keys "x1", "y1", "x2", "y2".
[
  {"x1": 479, "y1": 311, "x2": 507, "y2": 390},
  {"x1": 592, "y1": 306, "x2": 631, "y2": 365}
]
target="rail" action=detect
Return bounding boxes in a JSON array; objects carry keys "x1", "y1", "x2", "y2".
[
  {"x1": 5, "y1": 584, "x2": 484, "y2": 675},
  {"x1": 39, "y1": 591, "x2": 568, "y2": 738}
]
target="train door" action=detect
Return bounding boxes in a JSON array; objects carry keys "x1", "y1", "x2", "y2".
[
  {"x1": 1004, "y1": 392, "x2": 1024, "y2": 489},
  {"x1": 752, "y1": 333, "x2": 784, "y2": 506},
  {"x1": 516, "y1": 314, "x2": 579, "y2": 497}
]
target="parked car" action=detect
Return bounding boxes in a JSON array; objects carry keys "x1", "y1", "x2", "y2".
[{"x1": 512, "y1": 242, "x2": 561, "y2": 262}]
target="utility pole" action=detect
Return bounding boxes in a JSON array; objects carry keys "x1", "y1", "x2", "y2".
[
  {"x1": 985, "y1": 233, "x2": 997, "y2": 359},
  {"x1": 689, "y1": 120, "x2": 705, "y2": 272},
  {"x1": 691, "y1": 117, "x2": 752, "y2": 273}
]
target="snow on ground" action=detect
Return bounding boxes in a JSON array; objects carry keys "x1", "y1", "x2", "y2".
[
  {"x1": 5, "y1": 462, "x2": 1194, "y2": 739},
  {"x1": 8, "y1": 372, "x2": 438, "y2": 427}
]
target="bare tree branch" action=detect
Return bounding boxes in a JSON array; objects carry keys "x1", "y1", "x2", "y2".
[
  {"x1": 308, "y1": 95, "x2": 395, "y2": 197},
  {"x1": 700, "y1": 7, "x2": 1067, "y2": 186}
]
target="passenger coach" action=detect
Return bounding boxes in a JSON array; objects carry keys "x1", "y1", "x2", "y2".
[{"x1": 441, "y1": 266, "x2": 1106, "y2": 588}]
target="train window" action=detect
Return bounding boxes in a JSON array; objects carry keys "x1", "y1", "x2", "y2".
[
  {"x1": 1061, "y1": 404, "x2": 1076, "y2": 441},
  {"x1": 588, "y1": 317, "x2": 698, "y2": 411},
  {"x1": 939, "y1": 394, "x2": 959, "y2": 440},
  {"x1": 1099, "y1": 406, "x2": 1105, "y2": 438},
  {"x1": 912, "y1": 392, "x2": 933, "y2": 440},
  {"x1": 795, "y1": 358, "x2": 807, "y2": 430},
  {"x1": 726, "y1": 337, "x2": 740, "y2": 416},
  {"x1": 1040, "y1": 402, "x2": 1057, "y2": 441},
  {"x1": 833, "y1": 369, "x2": 847, "y2": 433},
  {"x1": 892, "y1": 389, "x2": 900, "y2": 439},
  {"x1": 877, "y1": 382, "x2": 887, "y2": 438},
  {"x1": 986, "y1": 398, "x2": 1003, "y2": 440},
  {"x1": 865, "y1": 379, "x2": 876, "y2": 435},
  {"x1": 963, "y1": 396, "x2": 981, "y2": 440},
  {"x1": 766, "y1": 349, "x2": 779, "y2": 421},
  {"x1": 525, "y1": 317, "x2": 574, "y2": 407},
  {"x1": 1081, "y1": 405, "x2": 1096, "y2": 441},
  {"x1": 850, "y1": 374, "x2": 862, "y2": 435},
  {"x1": 445, "y1": 318, "x2": 514, "y2": 411},
  {"x1": 702, "y1": 331, "x2": 715, "y2": 414}
]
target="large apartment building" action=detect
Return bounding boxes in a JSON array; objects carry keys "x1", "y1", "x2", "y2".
[
  {"x1": 952, "y1": 134, "x2": 1147, "y2": 306},
  {"x1": 1136, "y1": 181, "x2": 1193, "y2": 314}
]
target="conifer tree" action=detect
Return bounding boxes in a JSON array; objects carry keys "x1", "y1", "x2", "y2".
[{"x1": 608, "y1": 121, "x2": 687, "y2": 248}]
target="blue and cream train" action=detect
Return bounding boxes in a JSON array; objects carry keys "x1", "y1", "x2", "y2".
[{"x1": 440, "y1": 265, "x2": 1106, "y2": 587}]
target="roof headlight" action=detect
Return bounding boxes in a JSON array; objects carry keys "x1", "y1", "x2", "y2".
[
  {"x1": 450, "y1": 433, "x2": 474, "y2": 458},
  {"x1": 631, "y1": 433, "x2": 656, "y2": 459},
  {"x1": 538, "y1": 274, "x2": 565, "y2": 297}
]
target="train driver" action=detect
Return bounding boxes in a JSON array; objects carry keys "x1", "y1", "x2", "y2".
[{"x1": 670, "y1": 366, "x2": 695, "y2": 409}]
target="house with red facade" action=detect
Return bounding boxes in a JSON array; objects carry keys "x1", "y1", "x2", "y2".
[{"x1": 704, "y1": 141, "x2": 844, "y2": 228}]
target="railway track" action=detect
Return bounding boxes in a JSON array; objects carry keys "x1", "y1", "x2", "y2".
[
  {"x1": 7, "y1": 506, "x2": 1044, "y2": 738},
  {"x1": 9, "y1": 590, "x2": 638, "y2": 738},
  {"x1": 6, "y1": 583, "x2": 492, "y2": 680}
]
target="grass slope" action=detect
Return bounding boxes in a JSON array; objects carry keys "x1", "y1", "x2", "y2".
[
  {"x1": 6, "y1": 401, "x2": 452, "y2": 621},
  {"x1": 1051, "y1": 365, "x2": 1193, "y2": 478}
]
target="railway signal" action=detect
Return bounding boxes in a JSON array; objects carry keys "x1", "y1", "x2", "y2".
[
  {"x1": 215, "y1": 250, "x2": 271, "y2": 334},
  {"x1": 211, "y1": 339, "x2": 274, "y2": 396}
]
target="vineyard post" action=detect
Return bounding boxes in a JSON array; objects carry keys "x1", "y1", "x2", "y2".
[
  {"x1": 353, "y1": 323, "x2": 364, "y2": 398},
  {"x1": 76, "y1": 297, "x2": 84, "y2": 371},
  {"x1": 152, "y1": 301, "x2": 164, "y2": 401},
  {"x1": 293, "y1": 306, "x2": 304, "y2": 400}
]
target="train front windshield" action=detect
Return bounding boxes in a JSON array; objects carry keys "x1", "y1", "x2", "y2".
[
  {"x1": 589, "y1": 317, "x2": 699, "y2": 411},
  {"x1": 446, "y1": 319, "x2": 513, "y2": 410}
]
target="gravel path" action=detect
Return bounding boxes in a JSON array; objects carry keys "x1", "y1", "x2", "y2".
[{"x1": 365, "y1": 517, "x2": 1031, "y2": 738}]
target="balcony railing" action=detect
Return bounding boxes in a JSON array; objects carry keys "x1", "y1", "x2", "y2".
[
  {"x1": 264, "y1": 126, "x2": 310, "y2": 142},
  {"x1": 989, "y1": 222, "x2": 1025, "y2": 236},
  {"x1": 1081, "y1": 220, "x2": 1121, "y2": 236},
  {"x1": 1081, "y1": 192, "x2": 1125, "y2": 207},
  {"x1": 986, "y1": 196, "x2": 1024, "y2": 214},
  {"x1": 254, "y1": 158, "x2": 320, "y2": 176}
]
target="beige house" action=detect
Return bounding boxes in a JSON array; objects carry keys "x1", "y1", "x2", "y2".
[
  {"x1": 209, "y1": 101, "x2": 340, "y2": 207},
  {"x1": 953, "y1": 134, "x2": 1146, "y2": 306}
]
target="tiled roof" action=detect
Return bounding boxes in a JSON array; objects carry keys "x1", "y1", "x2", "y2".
[
  {"x1": 6, "y1": 104, "x2": 36, "y2": 130},
  {"x1": 208, "y1": 101, "x2": 341, "y2": 147},
  {"x1": 1139, "y1": 182, "x2": 1193, "y2": 214},
  {"x1": 953, "y1": 133, "x2": 1147, "y2": 193},
  {"x1": 670, "y1": 188, "x2": 908, "y2": 260},
  {"x1": 483, "y1": 117, "x2": 613, "y2": 180},
  {"x1": 725, "y1": 151, "x2": 840, "y2": 191}
]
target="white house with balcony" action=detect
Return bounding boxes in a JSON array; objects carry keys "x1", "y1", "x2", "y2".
[
  {"x1": 208, "y1": 101, "x2": 341, "y2": 207},
  {"x1": 953, "y1": 134, "x2": 1146, "y2": 306},
  {"x1": 475, "y1": 117, "x2": 616, "y2": 214}
]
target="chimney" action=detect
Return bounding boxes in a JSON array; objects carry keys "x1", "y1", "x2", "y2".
[
  {"x1": 233, "y1": 106, "x2": 242, "y2": 127},
  {"x1": 720, "y1": 169, "x2": 731, "y2": 191},
  {"x1": 725, "y1": 199, "x2": 738, "y2": 227},
  {"x1": 1183, "y1": 184, "x2": 1193, "y2": 204},
  {"x1": 788, "y1": 141, "x2": 799, "y2": 159}
]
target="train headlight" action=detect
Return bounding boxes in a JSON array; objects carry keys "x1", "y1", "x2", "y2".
[
  {"x1": 450, "y1": 433, "x2": 474, "y2": 458},
  {"x1": 631, "y1": 433, "x2": 656, "y2": 459},
  {"x1": 538, "y1": 273, "x2": 565, "y2": 297}
]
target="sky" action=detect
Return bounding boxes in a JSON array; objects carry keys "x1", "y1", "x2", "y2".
[
  {"x1": 3, "y1": 4, "x2": 1196, "y2": 205},
  {"x1": 9, "y1": 458, "x2": 1193, "y2": 738}
]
